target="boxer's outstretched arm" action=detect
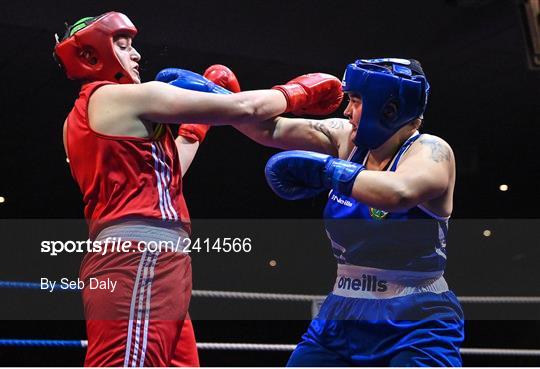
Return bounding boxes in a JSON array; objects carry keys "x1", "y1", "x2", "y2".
[
  {"x1": 138, "y1": 82, "x2": 287, "y2": 124},
  {"x1": 234, "y1": 117, "x2": 353, "y2": 157},
  {"x1": 90, "y1": 81, "x2": 287, "y2": 129}
]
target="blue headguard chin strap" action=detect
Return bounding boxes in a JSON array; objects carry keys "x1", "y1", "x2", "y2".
[{"x1": 341, "y1": 58, "x2": 430, "y2": 149}]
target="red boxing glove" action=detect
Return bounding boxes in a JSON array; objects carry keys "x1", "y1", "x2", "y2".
[
  {"x1": 203, "y1": 64, "x2": 241, "y2": 93},
  {"x1": 272, "y1": 73, "x2": 343, "y2": 116},
  {"x1": 178, "y1": 64, "x2": 241, "y2": 142},
  {"x1": 178, "y1": 124, "x2": 211, "y2": 142}
]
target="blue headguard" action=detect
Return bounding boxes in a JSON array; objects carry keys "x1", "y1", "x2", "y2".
[{"x1": 341, "y1": 58, "x2": 430, "y2": 149}]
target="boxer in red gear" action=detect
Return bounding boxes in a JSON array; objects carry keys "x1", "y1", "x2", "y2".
[{"x1": 55, "y1": 12, "x2": 341, "y2": 367}]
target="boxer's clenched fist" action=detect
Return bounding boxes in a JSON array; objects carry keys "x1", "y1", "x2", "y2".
[
  {"x1": 155, "y1": 68, "x2": 230, "y2": 95},
  {"x1": 272, "y1": 73, "x2": 343, "y2": 116},
  {"x1": 265, "y1": 150, "x2": 365, "y2": 200},
  {"x1": 204, "y1": 64, "x2": 241, "y2": 93}
]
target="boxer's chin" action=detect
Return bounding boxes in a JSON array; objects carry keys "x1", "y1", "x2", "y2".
[
  {"x1": 131, "y1": 69, "x2": 141, "y2": 84},
  {"x1": 350, "y1": 127, "x2": 357, "y2": 142}
]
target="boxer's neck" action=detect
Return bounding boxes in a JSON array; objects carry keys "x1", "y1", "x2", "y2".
[{"x1": 368, "y1": 126, "x2": 417, "y2": 167}]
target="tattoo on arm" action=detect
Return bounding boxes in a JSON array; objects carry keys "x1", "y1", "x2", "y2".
[
  {"x1": 308, "y1": 120, "x2": 331, "y2": 139},
  {"x1": 326, "y1": 119, "x2": 345, "y2": 130},
  {"x1": 419, "y1": 136, "x2": 450, "y2": 163},
  {"x1": 307, "y1": 119, "x2": 345, "y2": 139}
]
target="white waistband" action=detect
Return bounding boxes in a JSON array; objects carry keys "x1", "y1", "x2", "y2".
[
  {"x1": 96, "y1": 222, "x2": 188, "y2": 246},
  {"x1": 333, "y1": 264, "x2": 448, "y2": 299}
]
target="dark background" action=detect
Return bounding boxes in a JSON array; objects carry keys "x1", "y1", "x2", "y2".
[{"x1": 0, "y1": 0, "x2": 539, "y2": 366}]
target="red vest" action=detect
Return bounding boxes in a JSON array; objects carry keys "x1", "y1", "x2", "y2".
[{"x1": 65, "y1": 81, "x2": 191, "y2": 238}]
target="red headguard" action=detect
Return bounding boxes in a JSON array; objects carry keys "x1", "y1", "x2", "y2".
[{"x1": 54, "y1": 12, "x2": 138, "y2": 84}]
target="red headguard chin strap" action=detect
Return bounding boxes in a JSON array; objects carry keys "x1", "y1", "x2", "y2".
[{"x1": 54, "y1": 12, "x2": 138, "y2": 84}]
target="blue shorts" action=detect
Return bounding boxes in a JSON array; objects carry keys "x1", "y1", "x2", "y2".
[{"x1": 287, "y1": 292, "x2": 464, "y2": 367}]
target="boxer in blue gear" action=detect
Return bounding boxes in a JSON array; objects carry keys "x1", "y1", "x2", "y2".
[{"x1": 236, "y1": 58, "x2": 464, "y2": 366}]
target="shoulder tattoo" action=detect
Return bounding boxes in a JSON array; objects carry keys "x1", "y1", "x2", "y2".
[{"x1": 418, "y1": 136, "x2": 450, "y2": 163}]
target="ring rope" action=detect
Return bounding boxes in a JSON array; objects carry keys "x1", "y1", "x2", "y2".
[
  {"x1": 197, "y1": 342, "x2": 296, "y2": 351},
  {"x1": 192, "y1": 289, "x2": 321, "y2": 302},
  {"x1": 0, "y1": 281, "x2": 80, "y2": 291},
  {"x1": 456, "y1": 296, "x2": 540, "y2": 303},
  {"x1": 0, "y1": 339, "x2": 88, "y2": 348},
  {"x1": 2, "y1": 281, "x2": 540, "y2": 304},
  {"x1": 192, "y1": 289, "x2": 540, "y2": 304},
  {"x1": 459, "y1": 348, "x2": 540, "y2": 357},
  {"x1": 0, "y1": 339, "x2": 539, "y2": 356}
]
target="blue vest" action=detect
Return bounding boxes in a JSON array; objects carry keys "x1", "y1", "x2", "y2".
[{"x1": 323, "y1": 133, "x2": 448, "y2": 273}]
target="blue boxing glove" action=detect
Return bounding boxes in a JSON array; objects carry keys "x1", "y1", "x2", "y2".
[
  {"x1": 155, "y1": 68, "x2": 231, "y2": 95},
  {"x1": 264, "y1": 150, "x2": 365, "y2": 200}
]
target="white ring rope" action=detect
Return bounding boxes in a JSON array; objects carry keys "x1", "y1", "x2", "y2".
[
  {"x1": 192, "y1": 289, "x2": 540, "y2": 304},
  {"x1": 457, "y1": 296, "x2": 540, "y2": 304},
  {"x1": 2, "y1": 282, "x2": 539, "y2": 303},
  {"x1": 460, "y1": 348, "x2": 540, "y2": 357},
  {"x1": 197, "y1": 343, "x2": 296, "y2": 351},
  {"x1": 198, "y1": 343, "x2": 540, "y2": 356},
  {"x1": 54, "y1": 341, "x2": 540, "y2": 356},
  {"x1": 192, "y1": 290, "x2": 321, "y2": 302}
]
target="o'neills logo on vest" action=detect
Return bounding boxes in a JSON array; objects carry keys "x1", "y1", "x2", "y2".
[
  {"x1": 337, "y1": 274, "x2": 388, "y2": 292},
  {"x1": 331, "y1": 194, "x2": 353, "y2": 207}
]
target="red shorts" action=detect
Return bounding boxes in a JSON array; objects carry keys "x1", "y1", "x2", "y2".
[{"x1": 80, "y1": 245, "x2": 198, "y2": 367}]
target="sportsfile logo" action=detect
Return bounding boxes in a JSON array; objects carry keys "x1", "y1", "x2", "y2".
[{"x1": 337, "y1": 274, "x2": 388, "y2": 292}]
